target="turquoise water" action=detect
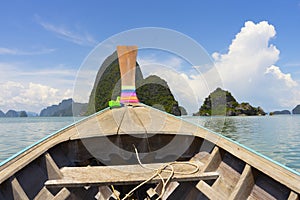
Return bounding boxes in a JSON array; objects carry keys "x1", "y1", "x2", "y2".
[
  {"x1": 0, "y1": 117, "x2": 81, "y2": 163},
  {"x1": 185, "y1": 115, "x2": 300, "y2": 173},
  {"x1": 0, "y1": 115, "x2": 299, "y2": 173}
]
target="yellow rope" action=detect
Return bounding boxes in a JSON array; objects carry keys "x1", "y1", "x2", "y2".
[
  {"x1": 120, "y1": 145, "x2": 200, "y2": 200},
  {"x1": 110, "y1": 185, "x2": 120, "y2": 200}
]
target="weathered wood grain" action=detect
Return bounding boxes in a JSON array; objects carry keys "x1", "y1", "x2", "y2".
[{"x1": 45, "y1": 163, "x2": 219, "y2": 188}]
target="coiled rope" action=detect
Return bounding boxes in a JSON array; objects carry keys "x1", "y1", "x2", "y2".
[{"x1": 112, "y1": 145, "x2": 199, "y2": 200}]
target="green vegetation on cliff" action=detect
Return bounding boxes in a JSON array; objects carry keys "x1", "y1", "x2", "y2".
[
  {"x1": 87, "y1": 52, "x2": 143, "y2": 113},
  {"x1": 194, "y1": 88, "x2": 265, "y2": 116},
  {"x1": 87, "y1": 51, "x2": 182, "y2": 116},
  {"x1": 136, "y1": 75, "x2": 180, "y2": 115}
]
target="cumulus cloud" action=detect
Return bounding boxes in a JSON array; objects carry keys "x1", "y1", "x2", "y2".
[
  {"x1": 0, "y1": 62, "x2": 76, "y2": 113},
  {"x1": 214, "y1": 21, "x2": 279, "y2": 85},
  {"x1": 213, "y1": 21, "x2": 299, "y2": 111},
  {"x1": 138, "y1": 21, "x2": 300, "y2": 113},
  {"x1": 0, "y1": 81, "x2": 72, "y2": 113},
  {"x1": 265, "y1": 65, "x2": 297, "y2": 87}
]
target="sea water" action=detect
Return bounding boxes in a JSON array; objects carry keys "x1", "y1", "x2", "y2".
[
  {"x1": 0, "y1": 115, "x2": 299, "y2": 173},
  {"x1": 186, "y1": 115, "x2": 300, "y2": 173},
  {"x1": 0, "y1": 117, "x2": 81, "y2": 164}
]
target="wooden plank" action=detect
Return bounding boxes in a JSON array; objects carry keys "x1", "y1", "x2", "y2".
[
  {"x1": 97, "y1": 186, "x2": 120, "y2": 200},
  {"x1": 45, "y1": 152, "x2": 62, "y2": 179},
  {"x1": 118, "y1": 107, "x2": 146, "y2": 134},
  {"x1": 11, "y1": 177, "x2": 29, "y2": 200},
  {"x1": 154, "y1": 181, "x2": 179, "y2": 200},
  {"x1": 45, "y1": 163, "x2": 219, "y2": 187},
  {"x1": 196, "y1": 180, "x2": 226, "y2": 200},
  {"x1": 97, "y1": 186, "x2": 113, "y2": 200},
  {"x1": 212, "y1": 136, "x2": 300, "y2": 193},
  {"x1": 53, "y1": 187, "x2": 71, "y2": 200},
  {"x1": 133, "y1": 106, "x2": 198, "y2": 134},
  {"x1": 211, "y1": 161, "x2": 240, "y2": 197},
  {"x1": 229, "y1": 164, "x2": 254, "y2": 200},
  {"x1": 73, "y1": 108, "x2": 122, "y2": 139},
  {"x1": 34, "y1": 187, "x2": 54, "y2": 200},
  {"x1": 288, "y1": 191, "x2": 299, "y2": 200},
  {"x1": 202, "y1": 146, "x2": 222, "y2": 172}
]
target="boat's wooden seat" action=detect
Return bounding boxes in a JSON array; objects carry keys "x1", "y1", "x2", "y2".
[{"x1": 45, "y1": 163, "x2": 219, "y2": 188}]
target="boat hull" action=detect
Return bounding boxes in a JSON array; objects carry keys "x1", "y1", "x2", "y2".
[{"x1": 0, "y1": 105, "x2": 299, "y2": 199}]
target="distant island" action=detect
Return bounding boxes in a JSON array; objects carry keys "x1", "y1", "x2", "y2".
[
  {"x1": 269, "y1": 110, "x2": 291, "y2": 115},
  {"x1": 292, "y1": 105, "x2": 300, "y2": 114},
  {"x1": 193, "y1": 88, "x2": 266, "y2": 116},
  {"x1": 0, "y1": 110, "x2": 29, "y2": 117},
  {"x1": 269, "y1": 105, "x2": 300, "y2": 115},
  {"x1": 39, "y1": 99, "x2": 87, "y2": 117},
  {"x1": 0, "y1": 99, "x2": 87, "y2": 117}
]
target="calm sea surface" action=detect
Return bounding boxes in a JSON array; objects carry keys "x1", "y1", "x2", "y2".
[{"x1": 0, "y1": 115, "x2": 299, "y2": 173}]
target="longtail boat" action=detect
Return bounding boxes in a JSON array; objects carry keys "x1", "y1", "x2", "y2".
[{"x1": 0, "y1": 46, "x2": 299, "y2": 200}]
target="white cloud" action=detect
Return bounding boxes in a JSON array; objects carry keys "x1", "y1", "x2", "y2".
[
  {"x1": 0, "y1": 47, "x2": 17, "y2": 55},
  {"x1": 0, "y1": 47, "x2": 55, "y2": 55},
  {"x1": 137, "y1": 21, "x2": 300, "y2": 113},
  {"x1": 213, "y1": 21, "x2": 300, "y2": 111},
  {"x1": 36, "y1": 16, "x2": 97, "y2": 46},
  {"x1": 0, "y1": 62, "x2": 77, "y2": 85},
  {"x1": 0, "y1": 62, "x2": 78, "y2": 113},
  {"x1": 214, "y1": 21, "x2": 279, "y2": 83},
  {"x1": 0, "y1": 81, "x2": 72, "y2": 113},
  {"x1": 265, "y1": 65, "x2": 298, "y2": 87}
]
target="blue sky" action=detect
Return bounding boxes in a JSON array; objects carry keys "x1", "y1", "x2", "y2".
[{"x1": 1, "y1": 1, "x2": 300, "y2": 113}]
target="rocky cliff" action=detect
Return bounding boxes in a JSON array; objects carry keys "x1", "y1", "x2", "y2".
[
  {"x1": 40, "y1": 99, "x2": 87, "y2": 117},
  {"x1": 270, "y1": 110, "x2": 291, "y2": 115},
  {"x1": 1, "y1": 110, "x2": 28, "y2": 117},
  {"x1": 292, "y1": 105, "x2": 300, "y2": 114},
  {"x1": 86, "y1": 51, "x2": 143, "y2": 114},
  {"x1": 179, "y1": 106, "x2": 188, "y2": 115},
  {"x1": 136, "y1": 75, "x2": 181, "y2": 115},
  {"x1": 194, "y1": 88, "x2": 266, "y2": 116},
  {"x1": 0, "y1": 110, "x2": 38, "y2": 117},
  {"x1": 87, "y1": 51, "x2": 183, "y2": 116},
  {"x1": 5, "y1": 110, "x2": 19, "y2": 117}
]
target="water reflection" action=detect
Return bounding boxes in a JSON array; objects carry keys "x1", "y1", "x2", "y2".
[{"x1": 185, "y1": 115, "x2": 300, "y2": 173}]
